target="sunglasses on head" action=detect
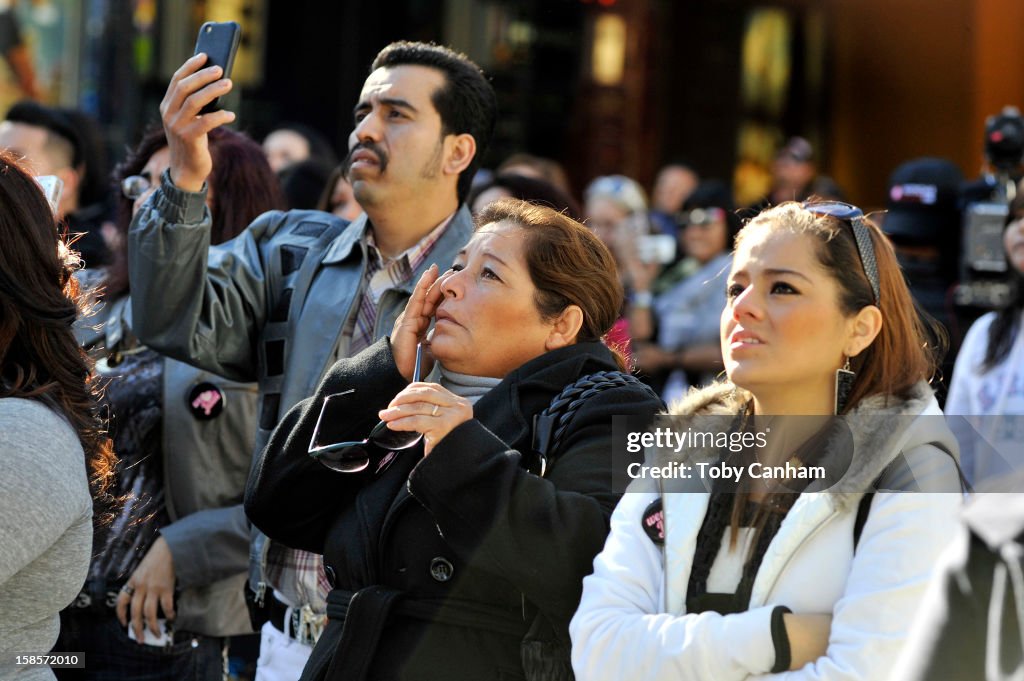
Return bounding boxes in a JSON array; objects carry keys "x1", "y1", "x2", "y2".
[
  {"x1": 308, "y1": 343, "x2": 424, "y2": 473},
  {"x1": 801, "y1": 200, "x2": 881, "y2": 306}
]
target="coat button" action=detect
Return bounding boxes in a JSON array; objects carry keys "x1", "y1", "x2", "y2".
[
  {"x1": 429, "y1": 557, "x2": 454, "y2": 582},
  {"x1": 324, "y1": 565, "x2": 336, "y2": 588}
]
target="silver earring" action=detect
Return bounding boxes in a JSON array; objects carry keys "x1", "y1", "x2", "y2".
[{"x1": 835, "y1": 357, "x2": 854, "y2": 414}]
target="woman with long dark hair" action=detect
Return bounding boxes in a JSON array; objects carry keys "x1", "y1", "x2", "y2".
[
  {"x1": 56, "y1": 125, "x2": 285, "y2": 680},
  {"x1": 0, "y1": 151, "x2": 115, "y2": 679}
]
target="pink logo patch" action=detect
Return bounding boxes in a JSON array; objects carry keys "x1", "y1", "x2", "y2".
[
  {"x1": 644, "y1": 510, "x2": 665, "y2": 540},
  {"x1": 191, "y1": 390, "x2": 222, "y2": 416}
]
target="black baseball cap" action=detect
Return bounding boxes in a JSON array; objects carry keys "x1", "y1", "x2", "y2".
[
  {"x1": 776, "y1": 136, "x2": 814, "y2": 163},
  {"x1": 884, "y1": 157, "x2": 963, "y2": 246}
]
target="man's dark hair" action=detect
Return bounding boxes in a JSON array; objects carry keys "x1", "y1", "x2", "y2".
[
  {"x1": 371, "y1": 41, "x2": 497, "y2": 204},
  {"x1": 4, "y1": 100, "x2": 82, "y2": 170}
]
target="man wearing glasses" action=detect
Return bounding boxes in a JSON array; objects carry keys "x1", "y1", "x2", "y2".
[{"x1": 127, "y1": 41, "x2": 496, "y2": 680}]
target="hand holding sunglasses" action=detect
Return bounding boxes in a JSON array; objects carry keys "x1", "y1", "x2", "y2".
[
  {"x1": 377, "y1": 375, "x2": 474, "y2": 458},
  {"x1": 308, "y1": 343, "x2": 425, "y2": 472}
]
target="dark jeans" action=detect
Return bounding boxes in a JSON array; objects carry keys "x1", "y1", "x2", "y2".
[{"x1": 54, "y1": 609, "x2": 226, "y2": 681}]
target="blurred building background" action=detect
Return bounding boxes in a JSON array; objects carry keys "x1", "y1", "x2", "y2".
[{"x1": 3, "y1": 0, "x2": 1023, "y2": 209}]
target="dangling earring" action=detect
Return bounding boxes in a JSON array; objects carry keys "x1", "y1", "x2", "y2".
[{"x1": 835, "y1": 356, "x2": 855, "y2": 415}]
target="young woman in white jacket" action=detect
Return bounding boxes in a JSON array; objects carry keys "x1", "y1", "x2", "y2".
[
  {"x1": 570, "y1": 201, "x2": 964, "y2": 680},
  {"x1": 945, "y1": 189, "x2": 1024, "y2": 485}
]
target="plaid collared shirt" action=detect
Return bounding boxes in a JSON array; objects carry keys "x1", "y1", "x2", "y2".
[
  {"x1": 263, "y1": 213, "x2": 455, "y2": 614},
  {"x1": 345, "y1": 214, "x2": 453, "y2": 354}
]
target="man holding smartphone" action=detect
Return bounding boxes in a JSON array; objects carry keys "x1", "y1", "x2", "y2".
[{"x1": 128, "y1": 41, "x2": 496, "y2": 680}]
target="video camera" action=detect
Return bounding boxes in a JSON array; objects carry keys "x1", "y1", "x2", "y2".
[
  {"x1": 955, "y1": 105, "x2": 1024, "y2": 309},
  {"x1": 984, "y1": 106, "x2": 1024, "y2": 174}
]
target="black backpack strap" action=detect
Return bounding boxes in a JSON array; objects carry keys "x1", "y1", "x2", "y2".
[
  {"x1": 931, "y1": 440, "x2": 974, "y2": 494},
  {"x1": 853, "y1": 439, "x2": 969, "y2": 551},
  {"x1": 853, "y1": 492, "x2": 874, "y2": 551},
  {"x1": 530, "y1": 370, "x2": 659, "y2": 477}
]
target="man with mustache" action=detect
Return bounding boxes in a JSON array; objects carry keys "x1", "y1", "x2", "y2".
[{"x1": 126, "y1": 41, "x2": 496, "y2": 680}]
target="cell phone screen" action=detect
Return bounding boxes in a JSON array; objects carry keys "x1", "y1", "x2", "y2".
[
  {"x1": 126, "y1": 619, "x2": 171, "y2": 647},
  {"x1": 35, "y1": 175, "x2": 63, "y2": 215}
]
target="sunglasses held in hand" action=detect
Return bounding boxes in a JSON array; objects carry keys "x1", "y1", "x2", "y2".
[{"x1": 308, "y1": 343, "x2": 424, "y2": 472}]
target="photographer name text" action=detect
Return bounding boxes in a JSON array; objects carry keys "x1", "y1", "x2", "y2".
[{"x1": 626, "y1": 460, "x2": 827, "y2": 482}]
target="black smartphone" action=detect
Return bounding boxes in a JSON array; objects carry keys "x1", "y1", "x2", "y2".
[{"x1": 193, "y1": 21, "x2": 241, "y2": 115}]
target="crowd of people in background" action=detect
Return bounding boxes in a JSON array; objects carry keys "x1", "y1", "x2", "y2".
[{"x1": 1, "y1": 34, "x2": 1023, "y2": 681}]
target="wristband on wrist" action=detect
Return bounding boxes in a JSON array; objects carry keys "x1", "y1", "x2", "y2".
[
  {"x1": 631, "y1": 290, "x2": 653, "y2": 308},
  {"x1": 770, "y1": 606, "x2": 793, "y2": 673}
]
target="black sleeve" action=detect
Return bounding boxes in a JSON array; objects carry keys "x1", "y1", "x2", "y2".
[
  {"x1": 770, "y1": 605, "x2": 793, "y2": 673},
  {"x1": 244, "y1": 338, "x2": 407, "y2": 553},
  {"x1": 900, "y1": 531, "x2": 996, "y2": 681},
  {"x1": 407, "y1": 383, "x2": 663, "y2": 629}
]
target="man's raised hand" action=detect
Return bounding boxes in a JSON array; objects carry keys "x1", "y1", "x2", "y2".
[{"x1": 159, "y1": 53, "x2": 236, "y2": 192}]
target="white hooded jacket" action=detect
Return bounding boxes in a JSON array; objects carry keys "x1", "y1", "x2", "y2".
[{"x1": 570, "y1": 381, "x2": 963, "y2": 681}]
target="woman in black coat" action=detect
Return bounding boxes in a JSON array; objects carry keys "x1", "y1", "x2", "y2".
[{"x1": 245, "y1": 199, "x2": 663, "y2": 681}]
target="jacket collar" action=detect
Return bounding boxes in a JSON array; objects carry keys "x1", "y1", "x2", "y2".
[
  {"x1": 320, "y1": 204, "x2": 475, "y2": 279},
  {"x1": 507, "y1": 341, "x2": 617, "y2": 390},
  {"x1": 472, "y1": 342, "x2": 620, "y2": 449},
  {"x1": 667, "y1": 380, "x2": 953, "y2": 510},
  {"x1": 319, "y1": 211, "x2": 368, "y2": 264}
]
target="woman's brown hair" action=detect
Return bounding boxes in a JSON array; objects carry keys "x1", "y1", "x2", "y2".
[
  {"x1": 726, "y1": 201, "x2": 944, "y2": 550},
  {"x1": 475, "y1": 198, "x2": 627, "y2": 369},
  {"x1": 0, "y1": 151, "x2": 116, "y2": 512},
  {"x1": 104, "y1": 125, "x2": 286, "y2": 298},
  {"x1": 740, "y1": 201, "x2": 942, "y2": 410}
]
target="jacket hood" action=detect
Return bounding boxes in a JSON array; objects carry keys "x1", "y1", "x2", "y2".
[{"x1": 666, "y1": 380, "x2": 959, "y2": 510}]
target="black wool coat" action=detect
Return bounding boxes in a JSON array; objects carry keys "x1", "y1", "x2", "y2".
[{"x1": 245, "y1": 339, "x2": 663, "y2": 681}]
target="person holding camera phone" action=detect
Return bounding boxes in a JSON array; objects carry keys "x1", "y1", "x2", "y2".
[
  {"x1": 127, "y1": 40, "x2": 496, "y2": 681},
  {"x1": 628, "y1": 181, "x2": 739, "y2": 401},
  {"x1": 54, "y1": 125, "x2": 284, "y2": 681},
  {"x1": 583, "y1": 174, "x2": 651, "y2": 285}
]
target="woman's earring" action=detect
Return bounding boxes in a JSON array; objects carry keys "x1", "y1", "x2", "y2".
[{"x1": 835, "y1": 357, "x2": 854, "y2": 415}]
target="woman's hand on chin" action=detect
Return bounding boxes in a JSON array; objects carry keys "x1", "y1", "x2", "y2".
[
  {"x1": 391, "y1": 264, "x2": 451, "y2": 380},
  {"x1": 379, "y1": 382, "x2": 472, "y2": 455}
]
